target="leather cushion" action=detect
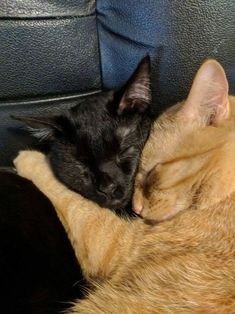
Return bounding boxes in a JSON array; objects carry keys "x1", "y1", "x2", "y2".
[{"x1": 0, "y1": 0, "x2": 100, "y2": 100}]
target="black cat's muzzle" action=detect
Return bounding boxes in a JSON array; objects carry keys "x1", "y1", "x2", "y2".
[
  {"x1": 96, "y1": 188, "x2": 130, "y2": 211},
  {"x1": 106, "y1": 194, "x2": 131, "y2": 211}
]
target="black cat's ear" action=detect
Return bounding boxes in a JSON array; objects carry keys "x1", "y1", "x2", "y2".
[
  {"x1": 12, "y1": 115, "x2": 62, "y2": 141},
  {"x1": 118, "y1": 55, "x2": 152, "y2": 115}
]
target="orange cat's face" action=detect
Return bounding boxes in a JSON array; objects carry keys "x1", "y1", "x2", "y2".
[{"x1": 133, "y1": 60, "x2": 235, "y2": 222}]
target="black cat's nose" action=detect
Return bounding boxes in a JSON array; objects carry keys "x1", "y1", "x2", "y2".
[
  {"x1": 112, "y1": 185, "x2": 124, "y2": 199},
  {"x1": 99, "y1": 181, "x2": 124, "y2": 199}
]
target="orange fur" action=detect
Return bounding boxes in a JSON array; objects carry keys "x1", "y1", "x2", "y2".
[{"x1": 14, "y1": 60, "x2": 235, "y2": 313}]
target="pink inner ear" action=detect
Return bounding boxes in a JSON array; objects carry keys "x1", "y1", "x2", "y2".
[
  {"x1": 182, "y1": 59, "x2": 230, "y2": 124},
  {"x1": 118, "y1": 56, "x2": 151, "y2": 114}
]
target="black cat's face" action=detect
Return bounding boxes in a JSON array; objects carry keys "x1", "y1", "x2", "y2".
[
  {"x1": 49, "y1": 92, "x2": 151, "y2": 210},
  {"x1": 16, "y1": 56, "x2": 152, "y2": 211}
]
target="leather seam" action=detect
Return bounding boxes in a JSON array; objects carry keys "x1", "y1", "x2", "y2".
[
  {"x1": 95, "y1": 0, "x2": 104, "y2": 90},
  {"x1": 0, "y1": 12, "x2": 96, "y2": 20},
  {"x1": 0, "y1": 90, "x2": 101, "y2": 107}
]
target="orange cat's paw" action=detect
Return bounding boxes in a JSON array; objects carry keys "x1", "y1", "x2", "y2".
[{"x1": 14, "y1": 150, "x2": 47, "y2": 180}]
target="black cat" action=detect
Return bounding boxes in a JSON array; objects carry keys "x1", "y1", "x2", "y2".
[
  {"x1": 16, "y1": 56, "x2": 152, "y2": 212},
  {"x1": 0, "y1": 56, "x2": 153, "y2": 313}
]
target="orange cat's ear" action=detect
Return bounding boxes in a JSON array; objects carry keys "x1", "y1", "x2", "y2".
[
  {"x1": 118, "y1": 55, "x2": 152, "y2": 114},
  {"x1": 182, "y1": 59, "x2": 230, "y2": 125}
]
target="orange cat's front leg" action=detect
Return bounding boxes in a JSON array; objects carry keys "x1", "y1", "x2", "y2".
[{"x1": 14, "y1": 151, "x2": 138, "y2": 281}]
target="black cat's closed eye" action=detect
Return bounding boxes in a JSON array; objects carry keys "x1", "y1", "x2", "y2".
[{"x1": 120, "y1": 146, "x2": 134, "y2": 156}]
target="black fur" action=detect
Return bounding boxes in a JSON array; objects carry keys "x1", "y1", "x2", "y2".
[{"x1": 16, "y1": 56, "x2": 153, "y2": 213}]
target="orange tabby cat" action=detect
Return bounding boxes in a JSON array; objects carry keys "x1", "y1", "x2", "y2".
[{"x1": 14, "y1": 59, "x2": 235, "y2": 313}]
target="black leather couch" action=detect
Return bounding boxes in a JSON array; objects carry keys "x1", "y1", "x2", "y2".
[
  {"x1": 0, "y1": 0, "x2": 234, "y2": 165},
  {"x1": 0, "y1": 1, "x2": 234, "y2": 313}
]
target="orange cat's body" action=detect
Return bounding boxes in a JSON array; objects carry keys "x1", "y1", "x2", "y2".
[{"x1": 14, "y1": 60, "x2": 235, "y2": 313}]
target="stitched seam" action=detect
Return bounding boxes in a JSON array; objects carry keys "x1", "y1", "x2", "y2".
[
  {"x1": 95, "y1": 0, "x2": 104, "y2": 90},
  {"x1": 0, "y1": 12, "x2": 96, "y2": 20}
]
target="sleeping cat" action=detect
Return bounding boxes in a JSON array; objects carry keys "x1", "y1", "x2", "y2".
[
  {"x1": 14, "y1": 59, "x2": 235, "y2": 313},
  {"x1": 15, "y1": 56, "x2": 152, "y2": 213}
]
